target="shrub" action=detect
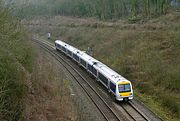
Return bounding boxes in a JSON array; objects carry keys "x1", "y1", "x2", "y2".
[
  {"x1": 158, "y1": 94, "x2": 179, "y2": 118},
  {"x1": 0, "y1": 4, "x2": 34, "y2": 121},
  {"x1": 0, "y1": 52, "x2": 27, "y2": 120}
]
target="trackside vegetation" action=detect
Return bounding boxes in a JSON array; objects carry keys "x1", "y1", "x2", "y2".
[
  {"x1": 25, "y1": 12, "x2": 180, "y2": 120},
  {"x1": 0, "y1": 2, "x2": 34, "y2": 120}
]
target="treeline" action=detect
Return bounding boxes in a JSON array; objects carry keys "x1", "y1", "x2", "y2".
[
  {"x1": 53, "y1": 0, "x2": 171, "y2": 19},
  {"x1": 4, "y1": 0, "x2": 172, "y2": 20}
]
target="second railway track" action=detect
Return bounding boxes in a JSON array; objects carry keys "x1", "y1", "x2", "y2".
[{"x1": 33, "y1": 37, "x2": 158, "y2": 121}]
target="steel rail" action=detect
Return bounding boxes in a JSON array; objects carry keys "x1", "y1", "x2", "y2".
[
  {"x1": 33, "y1": 38, "x2": 154, "y2": 121},
  {"x1": 128, "y1": 101, "x2": 149, "y2": 121},
  {"x1": 120, "y1": 103, "x2": 148, "y2": 121},
  {"x1": 33, "y1": 38, "x2": 122, "y2": 121}
]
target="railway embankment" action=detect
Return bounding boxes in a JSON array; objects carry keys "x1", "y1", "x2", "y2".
[
  {"x1": 0, "y1": 3, "x2": 80, "y2": 121},
  {"x1": 24, "y1": 11, "x2": 180, "y2": 121},
  {"x1": 24, "y1": 44, "x2": 90, "y2": 121},
  {"x1": 0, "y1": 5, "x2": 35, "y2": 120}
]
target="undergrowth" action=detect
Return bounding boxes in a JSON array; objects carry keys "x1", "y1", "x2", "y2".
[{"x1": 0, "y1": 4, "x2": 35, "y2": 121}]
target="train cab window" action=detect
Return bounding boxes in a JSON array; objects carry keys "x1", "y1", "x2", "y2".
[
  {"x1": 118, "y1": 84, "x2": 131, "y2": 93},
  {"x1": 98, "y1": 73, "x2": 108, "y2": 86}
]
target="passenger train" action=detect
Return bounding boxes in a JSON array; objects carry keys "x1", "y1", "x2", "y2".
[{"x1": 55, "y1": 40, "x2": 133, "y2": 101}]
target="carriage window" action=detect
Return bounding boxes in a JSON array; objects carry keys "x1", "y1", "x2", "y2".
[
  {"x1": 67, "y1": 50, "x2": 72, "y2": 56},
  {"x1": 98, "y1": 73, "x2": 108, "y2": 86},
  {"x1": 92, "y1": 67, "x2": 97, "y2": 76},
  {"x1": 88, "y1": 64, "x2": 92, "y2": 71},
  {"x1": 62, "y1": 46, "x2": 66, "y2": 52},
  {"x1": 80, "y1": 59, "x2": 86, "y2": 67},
  {"x1": 110, "y1": 82, "x2": 116, "y2": 93},
  {"x1": 58, "y1": 45, "x2": 61, "y2": 48},
  {"x1": 73, "y1": 53, "x2": 79, "y2": 61}
]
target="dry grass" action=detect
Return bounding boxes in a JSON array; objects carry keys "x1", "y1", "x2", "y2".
[{"x1": 25, "y1": 46, "x2": 76, "y2": 121}]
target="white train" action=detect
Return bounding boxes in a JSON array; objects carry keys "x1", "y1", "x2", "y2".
[{"x1": 55, "y1": 40, "x2": 133, "y2": 101}]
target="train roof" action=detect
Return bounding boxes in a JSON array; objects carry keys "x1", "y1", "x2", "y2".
[
  {"x1": 56, "y1": 40, "x2": 101, "y2": 65},
  {"x1": 79, "y1": 52, "x2": 101, "y2": 65},
  {"x1": 55, "y1": 40, "x2": 130, "y2": 84},
  {"x1": 96, "y1": 63, "x2": 130, "y2": 84},
  {"x1": 55, "y1": 40, "x2": 79, "y2": 52}
]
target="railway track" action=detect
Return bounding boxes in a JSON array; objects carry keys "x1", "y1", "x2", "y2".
[
  {"x1": 33, "y1": 37, "x2": 155, "y2": 121},
  {"x1": 120, "y1": 102, "x2": 149, "y2": 121},
  {"x1": 33, "y1": 38, "x2": 122, "y2": 121}
]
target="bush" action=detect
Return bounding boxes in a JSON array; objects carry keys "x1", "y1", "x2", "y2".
[
  {"x1": 0, "y1": 52, "x2": 28, "y2": 120},
  {"x1": 0, "y1": 5, "x2": 34, "y2": 121},
  {"x1": 158, "y1": 94, "x2": 179, "y2": 118},
  {"x1": 128, "y1": 16, "x2": 140, "y2": 23}
]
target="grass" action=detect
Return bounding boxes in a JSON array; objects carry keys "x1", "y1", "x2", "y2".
[
  {"x1": 135, "y1": 90, "x2": 180, "y2": 121},
  {"x1": 26, "y1": 46, "x2": 99, "y2": 121},
  {"x1": 25, "y1": 48, "x2": 76, "y2": 120}
]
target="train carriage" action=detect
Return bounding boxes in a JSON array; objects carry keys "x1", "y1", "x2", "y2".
[
  {"x1": 55, "y1": 40, "x2": 133, "y2": 101},
  {"x1": 95, "y1": 64, "x2": 133, "y2": 101}
]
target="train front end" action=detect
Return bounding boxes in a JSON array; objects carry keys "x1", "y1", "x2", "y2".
[{"x1": 116, "y1": 81, "x2": 133, "y2": 101}]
